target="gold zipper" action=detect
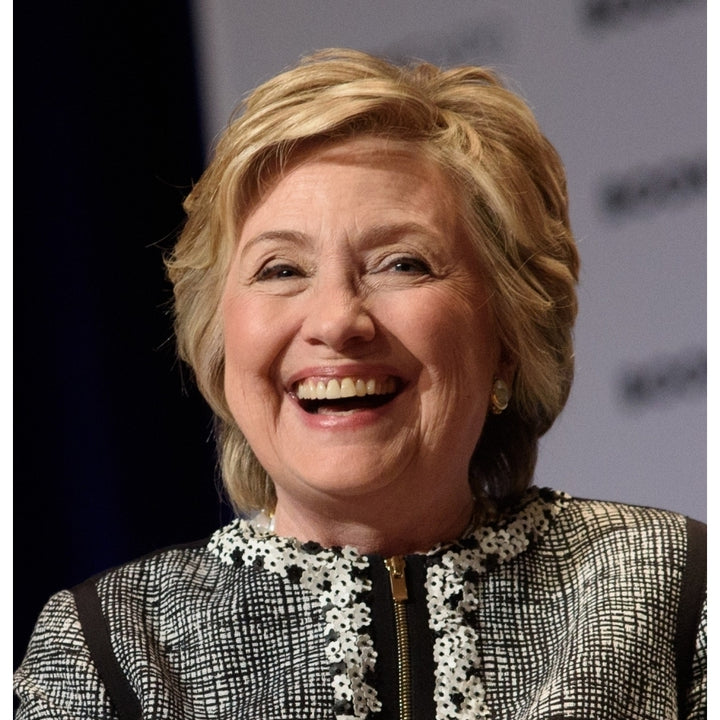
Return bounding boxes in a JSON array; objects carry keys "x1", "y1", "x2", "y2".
[{"x1": 384, "y1": 556, "x2": 411, "y2": 720}]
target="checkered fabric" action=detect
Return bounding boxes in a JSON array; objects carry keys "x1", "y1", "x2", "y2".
[{"x1": 14, "y1": 491, "x2": 706, "y2": 719}]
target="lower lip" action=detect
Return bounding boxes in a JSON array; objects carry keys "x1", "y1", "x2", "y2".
[{"x1": 290, "y1": 394, "x2": 400, "y2": 430}]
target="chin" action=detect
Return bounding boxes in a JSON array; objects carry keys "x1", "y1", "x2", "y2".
[{"x1": 275, "y1": 457, "x2": 407, "y2": 503}]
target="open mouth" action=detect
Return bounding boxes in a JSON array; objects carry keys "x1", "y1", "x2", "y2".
[{"x1": 293, "y1": 376, "x2": 401, "y2": 415}]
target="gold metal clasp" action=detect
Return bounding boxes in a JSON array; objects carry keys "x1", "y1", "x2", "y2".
[{"x1": 384, "y1": 555, "x2": 408, "y2": 602}]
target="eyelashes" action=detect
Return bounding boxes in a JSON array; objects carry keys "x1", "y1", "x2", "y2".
[
  {"x1": 254, "y1": 255, "x2": 434, "y2": 284},
  {"x1": 381, "y1": 256, "x2": 433, "y2": 275},
  {"x1": 255, "y1": 263, "x2": 305, "y2": 281}
]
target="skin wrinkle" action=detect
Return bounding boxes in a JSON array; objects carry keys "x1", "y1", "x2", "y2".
[
  {"x1": 167, "y1": 50, "x2": 579, "y2": 517},
  {"x1": 220, "y1": 137, "x2": 507, "y2": 555}
]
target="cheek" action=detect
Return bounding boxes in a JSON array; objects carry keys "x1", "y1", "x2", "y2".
[
  {"x1": 392, "y1": 291, "x2": 498, "y2": 380},
  {"x1": 222, "y1": 295, "x2": 286, "y2": 393},
  {"x1": 223, "y1": 298, "x2": 253, "y2": 367}
]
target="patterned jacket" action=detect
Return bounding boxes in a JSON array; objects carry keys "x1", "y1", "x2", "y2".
[{"x1": 14, "y1": 488, "x2": 706, "y2": 719}]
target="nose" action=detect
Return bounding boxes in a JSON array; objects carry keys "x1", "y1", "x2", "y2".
[{"x1": 300, "y1": 274, "x2": 376, "y2": 351}]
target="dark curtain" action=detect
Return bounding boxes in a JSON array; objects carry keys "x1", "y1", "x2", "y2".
[{"x1": 14, "y1": 2, "x2": 228, "y2": 672}]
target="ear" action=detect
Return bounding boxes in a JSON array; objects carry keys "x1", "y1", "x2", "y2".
[{"x1": 494, "y1": 347, "x2": 518, "y2": 388}]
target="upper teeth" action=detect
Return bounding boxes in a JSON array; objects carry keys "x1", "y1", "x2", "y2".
[{"x1": 295, "y1": 377, "x2": 398, "y2": 400}]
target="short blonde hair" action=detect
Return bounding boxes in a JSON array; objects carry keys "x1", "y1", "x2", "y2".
[{"x1": 166, "y1": 48, "x2": 579, "y2": 513}]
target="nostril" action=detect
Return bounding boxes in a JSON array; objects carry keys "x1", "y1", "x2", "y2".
[{"x1": 301, "y1": 295, "x2": 376, "y2": 349}]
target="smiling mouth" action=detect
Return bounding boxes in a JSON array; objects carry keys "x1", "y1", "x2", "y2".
[{"x1": 293, "y1": 376, "x2": 401, "y2": 415}]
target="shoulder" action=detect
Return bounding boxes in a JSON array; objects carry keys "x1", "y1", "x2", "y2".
[
  {"x1": 551, "y1": 494, "x2": 703, "y2": 558},
  {"x1": 14, "y1": 532, "x2": 239, "y2": 718},
  {"x1": 17, "y1": 536, "x2": 220, "y2": 657},
  {"x1": 517, "y1": 492, "x2": 706, "y2": 616},
  {"x1": 88, "y1": 536, "x2": 217, "y2": 601},
  {"x1": 535, "y1": 494, "x2": 706, "y2": 635},
  {"x1": 15, "y1": 588, "x2": 112, "y2": 718},
  {"x1": 550, "y1": 494, "x2": 707, "y2": 713}
]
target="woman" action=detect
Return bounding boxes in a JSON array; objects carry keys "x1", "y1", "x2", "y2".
[{"x1": 15, "y1": 49, "x2": 705, "y2": 718}]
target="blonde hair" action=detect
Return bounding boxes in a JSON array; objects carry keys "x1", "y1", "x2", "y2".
[{"x1": 166, "y1": 48, "x2": 579, "y2": 513}]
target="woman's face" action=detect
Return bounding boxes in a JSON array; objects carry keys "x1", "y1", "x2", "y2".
[{"x1": 221, "y1": 138, "x2": 503, "y2": 518}]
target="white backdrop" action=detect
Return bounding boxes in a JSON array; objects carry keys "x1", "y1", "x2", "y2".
[{"x1": 189, "y1": 0, "x2": 706, "y2": 521}]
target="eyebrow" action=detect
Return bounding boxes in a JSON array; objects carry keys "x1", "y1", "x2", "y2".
[
  {"x1": 239, "y1": 230, "x2": 309, "y2": 260},
  {"x1": 240, "y1": 222, "x2": 443, "y2": 257}
]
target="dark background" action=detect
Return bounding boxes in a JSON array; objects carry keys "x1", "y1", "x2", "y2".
[{"x1": 14, "y1": 1, "x2": 229, "y2": 672}]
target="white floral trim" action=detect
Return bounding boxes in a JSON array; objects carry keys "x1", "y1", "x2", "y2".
[
  {"x1": 208, "y1": 487, "x2": 568, "y2": 719},
  {"x1": 427, "y1": 487, "x2": 569, "y2": 719},
  {"x1": 208, "y1": 520, "x2": 380, "y2": 720}
]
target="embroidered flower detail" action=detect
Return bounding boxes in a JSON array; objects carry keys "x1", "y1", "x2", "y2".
[
  {"x1": 207, "y1": 487, "x2": 568, "y2": 720},
  {"x1": 426, "y1": 487, "x2": 568, "y2": 720},
  {"x1": 208, "y1": 520, "x2": 380, "y2": 720}
]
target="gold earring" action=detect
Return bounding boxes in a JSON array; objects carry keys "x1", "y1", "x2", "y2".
[{"x1": 491, "y1": 378, "x2": 510, "y2": 414}]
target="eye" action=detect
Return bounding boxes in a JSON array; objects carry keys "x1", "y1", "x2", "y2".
[
  {"x1": 256, "y1": 263, "x2": 303, "y2": 281},
  {"x1": 385, "y1": 256, "x2": 432, "y2": 275}
]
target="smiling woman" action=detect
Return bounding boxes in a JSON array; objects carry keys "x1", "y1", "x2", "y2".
[
  {"x1": 219, "y1": 138, "x2": 501, "y2": 553},
  {"x1": 14, "y1": 49, "x2": 706, "y2": 719}
]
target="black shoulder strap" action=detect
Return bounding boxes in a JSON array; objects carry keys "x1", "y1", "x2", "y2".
[
  {"x1": 72, "y1": 578, "x2": 143, "y2": 720},
  {"x1": 675, "y1": 516, "x2": 706, "y2": 714}
]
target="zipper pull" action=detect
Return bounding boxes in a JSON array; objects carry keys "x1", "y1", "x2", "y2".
[{"x1": 384, "y1": 555, "x2": 408, "y2": 602}]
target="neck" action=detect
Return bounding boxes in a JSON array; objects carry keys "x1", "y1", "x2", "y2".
[{"x1": 271, "y1": 486, "x2": 478, "y2": 556}]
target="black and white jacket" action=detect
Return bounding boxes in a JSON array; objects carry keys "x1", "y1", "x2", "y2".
[{"x1": 14, "y1": 488, "x2": 706, "y2": 719}]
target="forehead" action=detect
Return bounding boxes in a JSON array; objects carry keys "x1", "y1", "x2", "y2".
[{"x1": 242, "y1": 137, "x2": 459, "y2": 233}]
